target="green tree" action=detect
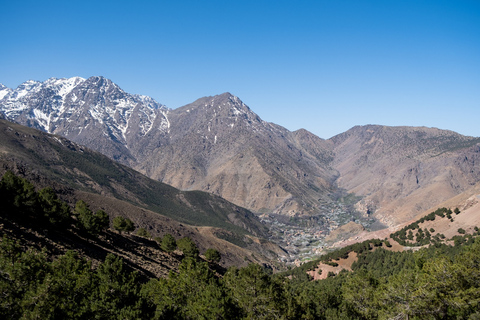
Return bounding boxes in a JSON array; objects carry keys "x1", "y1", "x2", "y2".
[
  {"x1": 74, "y1": 200, "x2": 109, "y2": 236},
  {"x1": 95, "y1": 210, "x2": 110, "y2": 231},
  {"x1": 223, "y1": 263, "x2": 288, "y2": 319},
  {"x1": 91, "y1": 254, "x2": 143, "y2": 319},
  {"x1": 342, "y1": 271, "x2": 379, "y2": 319},
  {"x1": 407, "y1": 230, "x2": 414, "y2": 241},
  {"x1": 38, "y1": 187, "x2": 71, "y2": 226},
  {"x1": 377, "y1": 269, "x2": 424, "y2": 319},
  {"x1": 161, "y1": 234, "x2": 177, "y2": 252},
  {"x1": 0, "y1": 236, "x2": 50, "y2": 319},
  {"x1": 142, "y1": 258, "x2": 239, "y2": 319},
  {"x1": 177, "y1": 237, "x2": 199, "y2": 259},
  {"x1": 205, "y1": 248, "x2": 221, "y2": 263},
  {"x1": 0, "y1": 170, "x2": 38, "y2": 218},
  {"x1": 112, "y1": 216, "x2": 135, "y2": 234},
  {"x1": 19, "y1": 250, "x2": 95, "y2": 319}
]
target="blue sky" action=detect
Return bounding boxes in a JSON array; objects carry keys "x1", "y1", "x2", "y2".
[{"x1": 1, "y1": 0, "x2": 479, "y2": 139}]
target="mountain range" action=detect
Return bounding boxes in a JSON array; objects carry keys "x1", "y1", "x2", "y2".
[{"x1": 2, "y1": 76, "x2": 480, "y2": 230}]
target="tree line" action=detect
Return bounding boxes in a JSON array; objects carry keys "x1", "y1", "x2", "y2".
[{"x1": 2, "y1": 233, "x2": 480, "y2": 319}]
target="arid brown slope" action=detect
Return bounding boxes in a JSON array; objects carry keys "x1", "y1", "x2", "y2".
[
  {"x1": 324, "y1": 182, "x2": 480, "y2": 251},
  {"x1": 133, "y1": 93, "x2": 337, "y2": 216},
  {"x1": 331, "y1": 125, "x2": 480, "y2": 226}
]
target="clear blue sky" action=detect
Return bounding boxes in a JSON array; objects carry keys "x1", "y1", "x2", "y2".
[{"x1": 1, "y1": 0, "x2": 479, "y2": 139}]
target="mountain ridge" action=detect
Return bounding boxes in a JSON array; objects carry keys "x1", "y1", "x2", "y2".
[
  {"x1": 331, "y1": 124, "x2": 480, "y2": 226},
  {"x1": 2, "y1": 76, "x2": 480, "y2": 231}
]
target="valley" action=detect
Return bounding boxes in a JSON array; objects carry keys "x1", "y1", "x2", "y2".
[{"x1": 260, "y1": 197, "x2": 381, "y2": 264}]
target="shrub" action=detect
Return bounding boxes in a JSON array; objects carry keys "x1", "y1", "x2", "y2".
[
  {"x1": 136, "y1": 228, "x2": 151, "y2": 238},
  {"x1": 325, "y1": 261, "x2": 339, "y2": 267}
]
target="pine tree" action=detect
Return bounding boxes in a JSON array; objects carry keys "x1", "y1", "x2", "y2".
[
  {"x1": 112, "y1": 216, "x2": 135, "y2": 234},
  {"x1": 161, "y1": 234, "x2": 177, "y2": 252},
  {"x1": 177, "y1": 237, "x2": 199, "y2": 259}
]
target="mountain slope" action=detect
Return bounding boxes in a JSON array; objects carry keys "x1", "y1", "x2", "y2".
[
  {"x1": 0, "y1": 119, "x2": 277, "y2": 256},
  {"x1": 132, "y1": 93, "x2": 337, "y2": 216},
  {"x1": 331, "y1": 125, "x2": 480, "y2": 226}
]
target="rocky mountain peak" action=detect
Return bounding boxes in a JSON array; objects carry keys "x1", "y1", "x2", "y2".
[
  {"x1": 10, "y1": 80, "x2": 42, "y2": 100},
  {"x1": 170, "y1": 92, "x2": 265, "y2": 140}
]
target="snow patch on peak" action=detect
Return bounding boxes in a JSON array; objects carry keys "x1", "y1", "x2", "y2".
[
  {"x1": 232, "y1": 106, "x2": 243, "y2": 116},
  {"x1": 0, "y1": 85, "x2": 12, "y2": 100},
  {"x1": 89, "y1": 107, "x2": 104, "y2": 124},
  {"x1": 158, "y1": 110, "x2": 170, "y2": 133},
  {"x1": 14, "y1": 80, "x2": 42, "y2": 99},
  {"x1": 32, "y1": 109, "x2": 50, "y2": 131},
  {"x1": 23, "y1": 80, "x2": 39, "y2": 85},
  {"x1": 46, "y1": 77, "x2": 85, "y2": 97},
  {"x1": 133, "y1": 94, "x2": 167, "y2": 110}
]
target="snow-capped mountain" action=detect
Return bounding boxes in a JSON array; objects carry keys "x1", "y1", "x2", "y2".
[{"x1": 0, "y1": 76, "x2": 168, "y2": 162}]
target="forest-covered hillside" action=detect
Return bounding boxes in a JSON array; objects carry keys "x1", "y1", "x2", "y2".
[{"x1": 1, "y1": 172, "x2": 480, "y2": 319}]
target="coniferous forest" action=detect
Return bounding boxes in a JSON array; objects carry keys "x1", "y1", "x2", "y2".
[{"x1": 1, "y1": 172, "x2": 480, "y2": 319}]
